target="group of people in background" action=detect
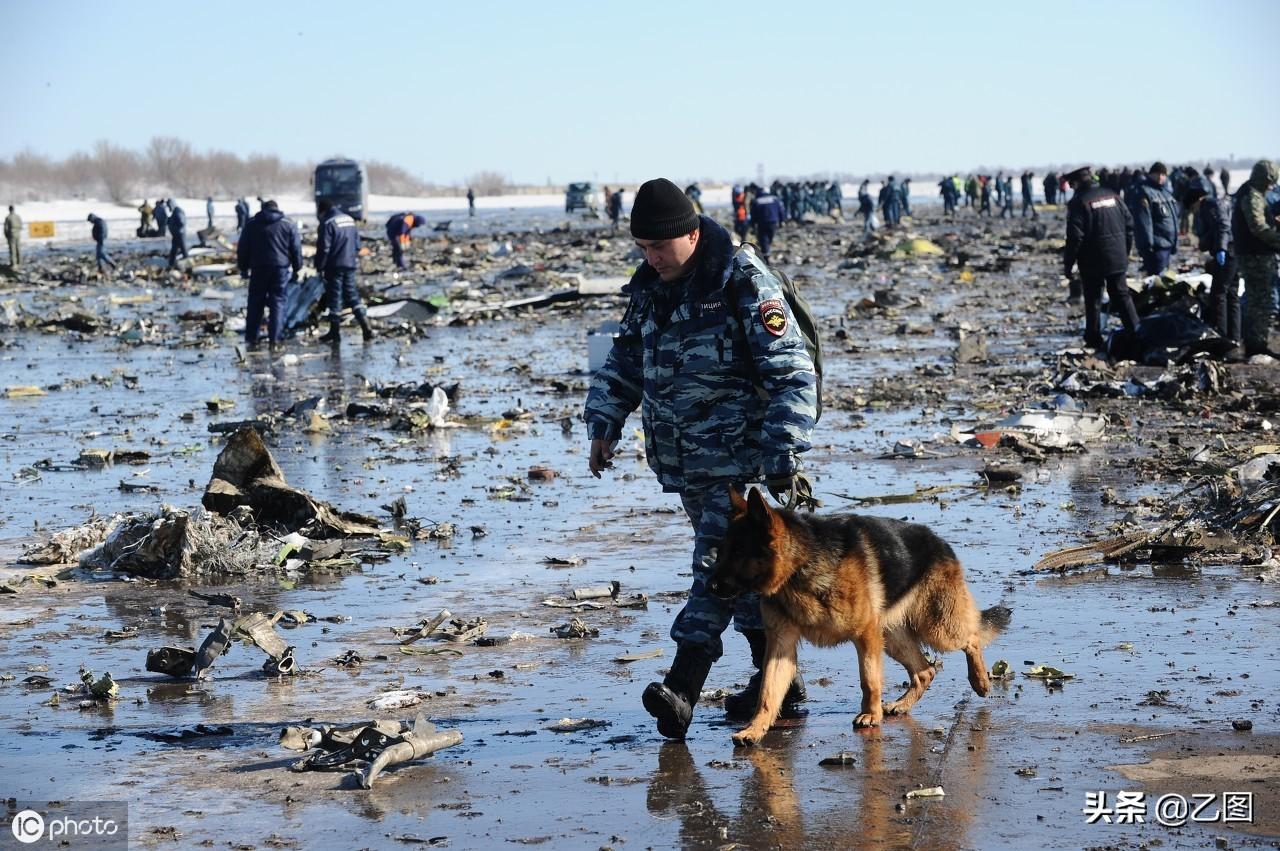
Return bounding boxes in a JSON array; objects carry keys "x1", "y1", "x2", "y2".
[
  {"x1": 724, "y1": 180, "x2": 842, "y2": 258},
  {"x1": 936, "y1": 172, "x2": 1048, "y2": 219},
  {"x1": 1062, "y1": 160, "x2": 1280, "y2": 359},
  {"x1": 132, "y1": 198, "x2": 190, "y2": 268},
  {"x1": 6, "y1": 158, "x2": 1280, "y2": 360}
]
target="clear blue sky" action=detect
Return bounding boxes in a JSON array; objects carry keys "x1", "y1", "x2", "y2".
[{"x1": 4, "y1": 0, "x2": 1277, "y2": 185}]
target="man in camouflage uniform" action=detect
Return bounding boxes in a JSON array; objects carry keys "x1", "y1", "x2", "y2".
[
  {"x1": 1233, "y1": 160, "x2": 1280, "y2": 357},
  {"x1": 584, "y1": 178, "x2": 817, "y2": 740}
]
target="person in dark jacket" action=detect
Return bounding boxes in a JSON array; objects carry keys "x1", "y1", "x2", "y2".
[
  {"x1": 1043, "y1": 172, "x2": 1059, "y2": 205},
  {"x1": 235, "y1": 198, "x2": 250, "y2": 232},
  {"x1": 999, "y1": 175, "x2": 1016, "y2": 218},
  {"x1": 879, "y1": 177, "x2": 901, "y2": 226},
  {"x1": 684, "y1": 183, "x2": 703, "y2": 214},
  {"x1": 153, "y1": 200, "x2": 169, "y2": 241},
  {"x1": 607, "y1": 188, "x2": 624, "y2": 233},
  {"x1": 826, "y1": 180, "x2": 843, "y2": 217},
  {"x1": 385, "y1": 212, "x2": 423, "y2": 271},
  {"x1": 237, "y1": 200, "x2": 302, "y2": 349},
  {"x1": 3, "y1": 205, "x2": 19, "y2": 268},
  {"x1": 748, "y1": 186, "x2": 785, "y2": 258},
  {"x1": 1132, "y1": 162, "x2": 1179, "y2": 275},
  {"x1": 857, "y1": 179, "x2": 875, "y2": 235},
  {"x1": 978, "y1": 176, "x2": 993, "y2": 216},
  {"x1": 1185, "y1": 179, "x2": 1239, "y2": 352},
  {"x1": 166, "y1": 200, "x2": 188, "y2": 269},
  {"x1": 466, "y1": 187, "x2": 476, "y2": 217},
  {"x1": 1063, "y1": 167, "x2": 1137, "y2": 351},
  {"x1": 87, "y1": 214, "x2": 116, "y2": 272},
  {"x1": 899, "y1": 178, "x2": 912, "y2": 217},
  {"x1": 315, "y1": 199, "x2": 373, "y2": 344},
  {"x1": 1021, "y1": 171, "x2": 1039, "y2": 218},
  {"x1": 1202, "y1": 166, "x2": 1219, "y2": 198},
  {"x1": 939, "y1": 176, "x2": 957, "y2": 216}
]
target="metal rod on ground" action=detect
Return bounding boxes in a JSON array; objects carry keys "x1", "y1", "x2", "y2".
[{"x1": 399, "y1": 609, "x2": 452, "y2": 646}]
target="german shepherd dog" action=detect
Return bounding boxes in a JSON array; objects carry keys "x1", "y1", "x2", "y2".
[{"x1": 707, "y1": 487, "x2": 1010, "y2": 746}]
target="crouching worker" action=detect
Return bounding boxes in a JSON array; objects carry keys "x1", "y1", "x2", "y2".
[
  {"x1": 583, "y1": 178, "x2": 818, "y2": 739},
  {"x1": 315, "y1": 199, "x2": 374, "y2": 343}
]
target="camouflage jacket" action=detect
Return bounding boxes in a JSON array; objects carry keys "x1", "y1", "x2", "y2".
[
  {"x1": 583, "y1": 216, "x2": 817, "y2": 492},
  {"x1": 1232, "y1": 160, "x2": 1280, "y2": 257}
]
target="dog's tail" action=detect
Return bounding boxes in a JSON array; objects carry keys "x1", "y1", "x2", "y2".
[{"x1": 978, "y1": 605, "x2": 1012, "y2": 646}]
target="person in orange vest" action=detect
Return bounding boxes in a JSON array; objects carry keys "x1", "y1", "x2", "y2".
[
  {"x1": 731, "y1": 184, "x2": 749, "y2": 242},
  {"x1": 386, "y1": 212, "x2": 423, "y2": 270}
]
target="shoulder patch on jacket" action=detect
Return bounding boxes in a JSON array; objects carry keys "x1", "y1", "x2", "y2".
[{"x1": 760, "y1": 298, "x2": 787, "y2": 336}]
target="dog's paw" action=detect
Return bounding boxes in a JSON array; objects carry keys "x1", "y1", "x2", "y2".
[
  {"x1": 883, "y1": 699, "x2": 911, "y2": 716},
  {"x1": 969, "y1": 673, "x2": 991, "y2": 697},
  {"x1": 732, "y1": 728, "x2": 764, "y2": 747},
  {"x1": 853, "y1": 712, "x2": 882, "y2": 729}
]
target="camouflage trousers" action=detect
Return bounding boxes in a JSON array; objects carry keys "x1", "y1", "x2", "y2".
[
  {"x1": 1240, "y1": 254, "x2": 1278, "y2": 352},
  {"x1": 670, "y1": 485, "x2": 763, "y2": 660}
]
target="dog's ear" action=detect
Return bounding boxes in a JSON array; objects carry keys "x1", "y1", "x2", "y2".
[
  {"x1": 746, "y1": 486, "x2": 773, "y2": 525},
  {"x1": 728, "y1": 485, "x2": 748, "y2": 517}
]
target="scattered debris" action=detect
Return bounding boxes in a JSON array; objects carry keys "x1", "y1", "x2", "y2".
[
  {"x1": 18, "y1": 514, "x2": 117, "y2": 565},
  {"x1": 572, "y1": 581, "x2": 620, "y2": 601},
  {"x1": 542, "y1": 555, "x2": 585, "y2": 568},
  {"x1": 550, "y1": 618, "x2": 598, "y2": 639},
  {"x1": 396, "y1": 609, "x2": 453, "y2": 646},
  {"x1": 819, "y1": 752, "x2": 858, "y2": 767},
  {"x1": 547, "y1": 718, "x2": 609, "y2": 733},
  {"x1": 146, "y1": 646, "x2": 197, "y2": 677},
  {"x1": 202, "y1": 427, "x2": 382, "y2": 537},
  {"x1": 80, "y1": 669, "x2": 119, "y2": 701},
  {"x1": 368, "y1": 690, "x2": 430, "y2": 712},
  {"x1": 286, "y1": 714, "x2": 462, "y2": 788},
  {"x1": 613, "y1": 649, "x2": 663, "y2": 664}
]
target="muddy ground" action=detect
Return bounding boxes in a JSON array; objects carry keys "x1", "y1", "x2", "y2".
[{"x1": 1, "y1": 206, "x2": 1277, "y2": 850}]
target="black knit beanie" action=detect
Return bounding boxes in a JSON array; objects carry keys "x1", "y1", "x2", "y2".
[{"x1": 630, "y1": 178, "x2": 699, "y2": 239}]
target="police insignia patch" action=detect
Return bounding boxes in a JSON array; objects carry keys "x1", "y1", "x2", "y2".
[{"x1": 759, "y1": 298, "x2": 787, "y2": 336}]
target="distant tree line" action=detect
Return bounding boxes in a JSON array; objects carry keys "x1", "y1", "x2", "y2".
[{"x1": 0, "y1": 138, "x2": 453, "y2": 204}]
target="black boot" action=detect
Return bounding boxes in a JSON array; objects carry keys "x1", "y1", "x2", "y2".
[
  {"x1": 355, "y1": 309, "x2": 375, "y2": 342},
  {"x1": 723, "y1": 628, "x2": 808, "y2": 719},
  {"x1": 643, "y1": 643, "x2": 714, "y2": 740},
  {"x1": 318, "y1": 319, "x2": 341, "y2": 343}
]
